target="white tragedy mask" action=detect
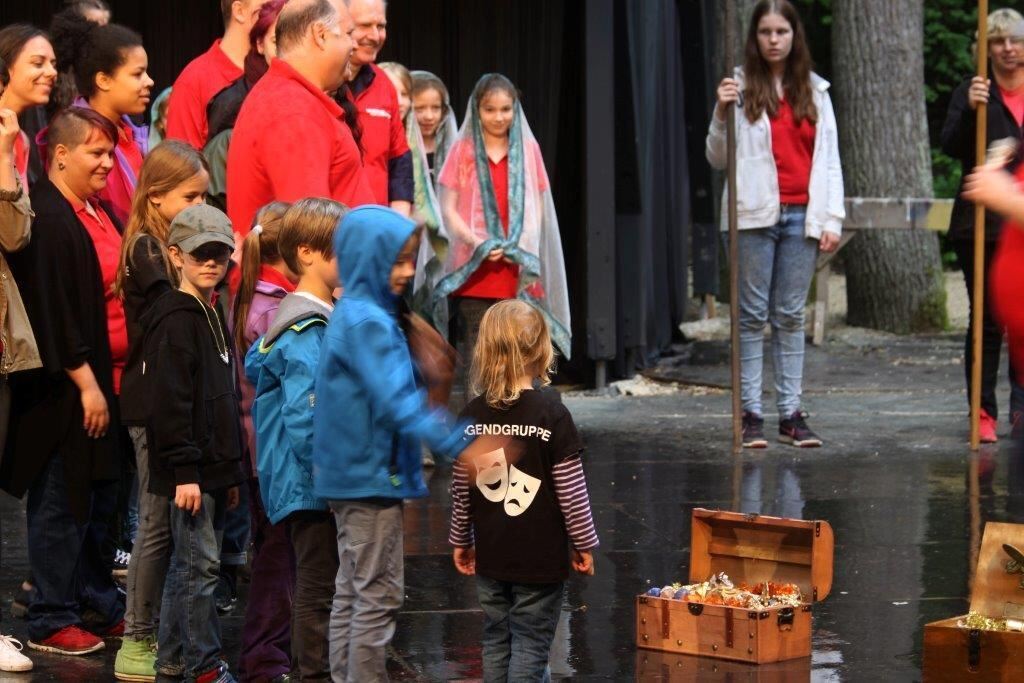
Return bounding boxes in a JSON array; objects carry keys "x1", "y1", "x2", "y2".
[
  {"x1": 474, "y1": 448, "x2": 508, "y2": 503},
  {"x1": 503, "y1": 464, "x2": 541, "y2": 517}
]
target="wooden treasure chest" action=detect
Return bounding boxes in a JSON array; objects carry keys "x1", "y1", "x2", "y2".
[
  {"x1": 923, "y1": 521, "x2": 1024, "y2": 681},
  {"x1": 635, "y1": 508, "x2": 834, "y2": 664}
]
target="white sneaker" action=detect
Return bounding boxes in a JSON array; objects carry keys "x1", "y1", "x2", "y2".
[{"x1": 0, "y1": 634, "x2": 33, "y2": 672}]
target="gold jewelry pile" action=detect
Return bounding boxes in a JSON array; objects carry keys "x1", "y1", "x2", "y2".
[
  {"x1": 644, "y1": 572, "x2": 803, "y2": 610},
  {"x1": 958, "y1": 612, "x2": 1024, "y2": 632}
]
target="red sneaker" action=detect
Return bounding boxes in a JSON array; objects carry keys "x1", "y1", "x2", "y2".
[
  {"x1": 979, "y1": 410, "x2": 998, "y2": 444},
  {"x1": 28, "y1": 626, "x2": 104, "y2": 656},
  {"x1": 94, "y1": 619, "x2": 125, "y2": 638}
]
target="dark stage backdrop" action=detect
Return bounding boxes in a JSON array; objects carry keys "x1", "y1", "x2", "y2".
[{"x1": 0, "y1": 0, "x2": 700, "y2": 382}]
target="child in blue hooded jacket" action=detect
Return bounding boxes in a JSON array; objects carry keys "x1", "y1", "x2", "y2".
[
  {"x1": 313, "y1": 205, "x2": 468, "y2": 681},
  {"x1": 245, "y1": 198, "x2": 348, "y2": 680}
]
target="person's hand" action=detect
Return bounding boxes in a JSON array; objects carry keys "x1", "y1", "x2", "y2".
[
  {"x1": 572, "y1": 549, "x2": 595, "y2": 575},
  {"x1": 80, "y1": 386, "x2": 109, "y2": 439},
  {"x1": 174, "y1": 483, "x2": 203, "y2": 516},
  {"x1": 453, "y1": 546, "x2": 476, "y2": 575},
  {"x1": 968, "y1": 76, "x2": 990, "y2": 111},
  {"x1": 819, "y1": 232, "x2": 840, "y2": 253},
  {"x1": 963, "y1": 161, "x2": 1019, "y2": 215},
  {"x1": 0, "y1": 109, "x2": 20, "y2": 157},
  {"x1": 486, "y1": 248, "x2": 504, "y2": 262},
  {"x1": 227, "y1": 486, "x2": 240, "y2": 510},
  {"x1": 715, "y1": 78, "x2": 741, "y2": 121}
]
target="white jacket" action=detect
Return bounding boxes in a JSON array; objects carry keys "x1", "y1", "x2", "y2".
[{"x1": 705, "y1": 69, "x2": 845, "y2": 238}]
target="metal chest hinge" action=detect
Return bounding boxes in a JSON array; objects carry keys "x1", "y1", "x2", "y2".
[
  {"x1": 815, "y1": 521, "x2": 821, "y2": 537},
  {"x1": 812, "y1": 587, "x2": 818, "y2": 602},
  {"x1": 725, "y1": 608, "x2": 734, "y2": 648},
  {"x1": 968, "y1": 629, "x2": 981, "y2": 670}
]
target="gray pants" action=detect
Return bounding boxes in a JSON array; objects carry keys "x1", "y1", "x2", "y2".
[
  {"x1": 123, "y1": 426, "x2": 172, "y2": 639},
  {"x1": 329, "y1": 500, "x2": 404, "y2": 683}
]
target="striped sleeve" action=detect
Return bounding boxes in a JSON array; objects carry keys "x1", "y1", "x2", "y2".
[
  {"x1": 448, "y1": 461, "x2": 474, "y2": 547},
  {"x1": 552, "y1": 453, "x2": 599, "y2": 551}
]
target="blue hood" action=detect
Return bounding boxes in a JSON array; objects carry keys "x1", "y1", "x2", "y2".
[{"x1": 336, "y1": 206, "x2": 416, "y2": 309}]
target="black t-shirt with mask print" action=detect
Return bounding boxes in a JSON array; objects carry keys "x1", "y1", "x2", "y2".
[{"x1": 459, "y1": 389, "x2": 583, "y2": 584}]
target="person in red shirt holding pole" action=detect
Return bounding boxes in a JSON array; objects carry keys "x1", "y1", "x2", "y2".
[
  {"x1": 342, "y1": 0, "x2": 413, "y2": 215},
  {"x1": 165, "y1": 0, "x2": 267, "y2": 150},
  {"x1": 227, "y1": 0, "x2": 373, "y2": 242}
]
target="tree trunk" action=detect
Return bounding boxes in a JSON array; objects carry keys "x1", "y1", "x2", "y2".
[{"x1": 832, "y1": 0, "x2": 948, "y2": 333}]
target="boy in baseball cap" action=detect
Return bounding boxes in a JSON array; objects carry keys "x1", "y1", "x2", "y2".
[{"x1": 142, "y1": 203, "x2": 244, "y2": 683}]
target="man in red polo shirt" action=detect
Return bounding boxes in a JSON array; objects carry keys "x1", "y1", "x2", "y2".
[
  {"x1": 165, "y1": 0, "x2": 267, "y2": 149},
  {"x1": 227, "y1": 0, "x2": 374, "y2": 239},
  {"x1": 343, "y1": 0, "x2": 412, "y2": 215}
]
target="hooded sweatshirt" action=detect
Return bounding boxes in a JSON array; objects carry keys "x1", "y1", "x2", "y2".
[
  {"x1": 245, "y1": 292, "x2": 331, "y2": 524},
  {"x1": 313, "y1": 206, "x2": 466, "y2": 502},
  {"x1": 140, "y1": 289, "x2": 245, "y2": 496}
]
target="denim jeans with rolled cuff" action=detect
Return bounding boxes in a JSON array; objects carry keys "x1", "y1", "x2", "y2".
[
  {"x1": 156, "y1": 489, "x2": 227, "y2": 679},
  {"x1": 736, "y1": 206, "x2": 819, "y2": 419}
]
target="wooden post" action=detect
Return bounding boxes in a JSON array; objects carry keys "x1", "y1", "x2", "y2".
[
  {"x1": 970, "y1": 1, "x2": 988, "y2": 451},
  {"x1": 726, "y1": 0, "x2": 742, "y2": 453}
]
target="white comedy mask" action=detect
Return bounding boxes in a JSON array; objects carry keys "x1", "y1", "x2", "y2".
[
  {"x1": 474, "y1": 449, "x2": 508, "y2": 502},
  {"x1": 503, "y1": 464, "x2": 541, "y2": 517}
]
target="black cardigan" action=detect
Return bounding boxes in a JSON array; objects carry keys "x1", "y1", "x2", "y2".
[
  {"x1": 2, "y1": 177, "x2": 121, "y2": 522},
  {"x1": 940, "y1": 76, "x2": 1024, "y2": 242}
]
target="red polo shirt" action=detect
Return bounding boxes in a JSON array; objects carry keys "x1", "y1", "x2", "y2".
[
  {"x1": 166, "y1": 40, "x2": 243, "y2": 149},
  {"x1": 227, "y1": 59, "x2": 374, "y2": 237},
  {"x1": 95, "y1": 119, "x2": 144, "y2": 226},
  {"x1": 350, "y1": 63, "x2": 411, "y2": 204},
  {"x1": 74, "y1": 199, "x2": 128, "y2": 393}
]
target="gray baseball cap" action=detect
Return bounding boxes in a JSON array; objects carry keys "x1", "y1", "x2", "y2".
[{"x1": 168, "y1": 204, "x2": 234, "y2": 253}]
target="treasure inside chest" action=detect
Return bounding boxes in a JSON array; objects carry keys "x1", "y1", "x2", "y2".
[
  {"x1": 635, "y1": 508, "x2": 834, "y2": 664},
  {"x1": 923, "y1": 522, "x2": 1024, "y2": 681}
]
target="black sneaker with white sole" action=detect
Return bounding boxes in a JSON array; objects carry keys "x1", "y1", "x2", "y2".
[
  {"x1": 742, "y1": 412, "x2": 768, "y2": 448},
  {"x1": 112, "y1": 548, "x2": 131, "y2": 579},
  {"x1": 779, "y1": 410, "x2": 822, "y2": 447}
]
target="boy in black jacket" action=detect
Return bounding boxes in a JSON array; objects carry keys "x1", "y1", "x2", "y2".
[{"x1": 140, "y1": 204, "x2": 243, "y2": 683}]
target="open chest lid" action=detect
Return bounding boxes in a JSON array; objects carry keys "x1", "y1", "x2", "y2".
[
  {"x1": 970, "y1": 521, "x2": 1024, "y2": 621},
  {"x1": 689, "y1": 508, "x2": 834, "y2": 603}
]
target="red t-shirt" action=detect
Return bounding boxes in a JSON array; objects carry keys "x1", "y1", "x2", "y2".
[
  {"x1": 1000, "y1": 84, "x2": 1024, "y2": 127},
  {"x1": 75, "y1": 200, "x2": 128, "y2": 393},
  {"x1": 351, "y1": 64, "x2": 411, "y2": 205},
  {"x1": 227, "y1": 59, "x2": 374, "y2": 239},
  {"x1": 770, "y1": 99, "x2": 816, "y2": 205},
  {"x1": 993, "y1": 167, "x2": 1024, "y2": 382},
  {"x1": 95, "y1": 120, "x2": 145, "y2": 226},
  {"x1": 166, "y1": 40, "x2": 243, "y2": 149}
]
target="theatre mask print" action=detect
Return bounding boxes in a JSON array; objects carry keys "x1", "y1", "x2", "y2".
[
  {"x1": 474, "y1": 449, "x2": 508, "y2": 502},
  {"x1": 503, "y1": 464, "x2": 541, "y2": 517}
]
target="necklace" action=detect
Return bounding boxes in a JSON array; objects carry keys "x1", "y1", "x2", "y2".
[{"x1": 187, "y1": 293, "x2": 230, "y2": 365}]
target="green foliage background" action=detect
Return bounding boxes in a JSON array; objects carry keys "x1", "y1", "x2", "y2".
[{"x1": 793, "y1": 0, "x2": 1024, "y2": 265}]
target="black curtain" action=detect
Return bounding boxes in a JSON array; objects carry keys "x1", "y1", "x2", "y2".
[{"x1": 614, "y1": 0, "x2": 691, "y2": 374}]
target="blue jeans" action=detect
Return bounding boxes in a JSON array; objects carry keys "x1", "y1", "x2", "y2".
[
  {"x1": 220, "y1": 482, "x2": 249, "y2": 567},
  {"x1": 737, "y1": 207, "x2": 819, "y2": 418},
  {"x1": 476, "y1": 576, "x2": 564, "y2": 683},
  {"x1": 26, "y1": 452, "x2": 124, "y2": 641},
  {"x1": 157, "y1": 490, "x2": 227, "y2": 679}
]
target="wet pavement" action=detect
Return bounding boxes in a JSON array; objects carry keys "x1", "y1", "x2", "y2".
[{"x1": 2, "y1": 328, "x2": 1022, "y2": 681}]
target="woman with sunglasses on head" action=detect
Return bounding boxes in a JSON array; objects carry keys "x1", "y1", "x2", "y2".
[{"x1": 941, "y1": 8, "x2": 1024, "y2": 443}]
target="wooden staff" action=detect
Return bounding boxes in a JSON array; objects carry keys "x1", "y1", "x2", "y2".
[
  {"x1": 970, "y1": 0, "x2": 988, "y2": 451},
  {"x1": 726, "y1": 0, "x2": 742, "y2": 453}
]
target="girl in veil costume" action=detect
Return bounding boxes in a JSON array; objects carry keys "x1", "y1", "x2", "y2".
[
  {"x1": 379, "y1": 63, "x2": 453, "y2": 330},
  {"x1": 434, "y1": 73, "x2": 570, "y2": 404}
]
